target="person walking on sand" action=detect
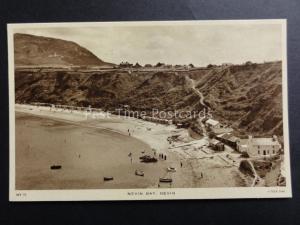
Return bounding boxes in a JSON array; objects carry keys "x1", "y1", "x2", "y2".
[
  {"x1": 180, "y1": 161, "x2": 183, "y2": 168},
  {"x1": 128, "y1": 152, "x2": 133, "y2": 164},
  {"x1": 201, "y1": 172, "x2": 203, "y2": 178}
]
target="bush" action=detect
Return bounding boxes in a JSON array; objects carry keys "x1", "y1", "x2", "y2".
[
  {"x1": 239, "y1": 160, "x2": 255, "y2": 177},
  {"x1": 240, "y1": 151, "x2": 250, "y2": 158},
  {"x1": 208, "y1": 131, "x2": 216, "y2": 139}
]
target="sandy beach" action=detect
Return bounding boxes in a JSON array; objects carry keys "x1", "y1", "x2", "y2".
[{"x1": 15, "y1": 104, "x2": 246, "y2": 190}]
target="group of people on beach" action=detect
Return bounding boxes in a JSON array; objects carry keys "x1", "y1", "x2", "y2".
[
  {"x1": 159, "y1": 153, "x2": 167, "y2": 160},
  {"x1": 127, "y1": 128, "x2": 134, "y2": 136}
]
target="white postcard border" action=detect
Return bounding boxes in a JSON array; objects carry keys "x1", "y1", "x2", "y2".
[{"x1": 8, "y1": 19, "x2": 292, "y2": 201}]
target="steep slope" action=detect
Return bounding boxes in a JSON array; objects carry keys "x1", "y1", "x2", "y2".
[
  {"x1": 14, "y1": 33, "x2": 112, "y2": 67},
  {"x1": 191, "y1": 62, "x2": 283, "y2": 135},
  {"x1": 14, "y1": 61, "x2": 283, "y2": 136}
]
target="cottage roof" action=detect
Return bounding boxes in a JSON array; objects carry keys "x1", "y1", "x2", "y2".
[
  {"x1": 238, "y1": 139, "x2": 248, "y2": 145},
  {"x1": 238, "y1": 137, "x2": 281, "y2": 147},
  {"x1": 202, "y1": 117, "x2": 209, "y2": 123},
  {"x1": 206, "y1": 119, "x2": 219, "y2": 126},
  {"x1": 210, "y1": 139, "x2": 221, "y2": 145},
  {"x1": 252, "y1": 138, "x2": 281, "y2": 146},
  {"x1": 229, "y1": 136, "x2": 239, "y2": 142},
  {"x1": 217, "y1": 133, "x2": 239, "y2": 142},
  {"x1": 218, "y1": 133, "x2": 231, "y2": 139}
]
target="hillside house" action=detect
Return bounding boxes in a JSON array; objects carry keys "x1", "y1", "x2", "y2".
[
  {"x1": 237, "y1": 135, "x2": 281, "y2": 157},
  {"x1": 212, "y1": 126, "x2": 234, "y2": 135},
  {"x1": 164, "y1": 64, "x2": 173, "y2": 69},
  {"x1": 209, "y1": 139, "x2": 225, "y2": 151},
  {"x1": 119, "y1": 61, "x2": 133, "y2": 68},
  {"x1": 222, "y1": 63, "x2": 233, "y2": 67},
  {"x1": 205, "y1": 119, "x2": 221, "y2": 129},
  {"x1": 133, "y1": 63, "x2": 142, "y2": 68},
  {"x1": 216, "y1": 133, "x2": 239, "y2": 150}
]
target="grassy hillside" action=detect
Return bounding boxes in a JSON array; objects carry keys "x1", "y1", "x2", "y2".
[{"x1": 14, "y1": 33, "x2": 112, "y2": 67}]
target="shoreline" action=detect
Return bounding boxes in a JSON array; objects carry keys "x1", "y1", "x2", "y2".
[
  {"x1": 15, "y1": 104, "x2": 248, "y2": 189},
  {"x1": 15, "y1": 104, "x2": 191, "y2": 154}
]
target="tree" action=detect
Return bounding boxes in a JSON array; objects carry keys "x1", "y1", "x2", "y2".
[
  {"x1": 155, "y1": 62, "x2": 165, "y2": 67},
  {"x1": 208, "y1": 131, "x2": 216, "y2": 139},
  {"x1": 134, "y1": 62, "x2": 142, "y2": 68},
  {"x1": 241, "y1": 151, "x2": 250, "y2": 158}
]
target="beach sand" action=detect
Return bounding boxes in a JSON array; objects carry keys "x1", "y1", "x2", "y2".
[
  {"x1": 16, "y1": 112, "x2": 176, "y2": 189},
  {"x1": 15, "y1": 105, "x2": 246, "y2": 190}
]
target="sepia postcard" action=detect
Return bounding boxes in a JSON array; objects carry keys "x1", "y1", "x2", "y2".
[{"x1": 8, "y1": 20, "x2": 292, "y2": 201}]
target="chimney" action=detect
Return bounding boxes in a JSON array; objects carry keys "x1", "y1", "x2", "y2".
[{"x1": 247, "y1": 135, "x2": 253, "y2": 147}]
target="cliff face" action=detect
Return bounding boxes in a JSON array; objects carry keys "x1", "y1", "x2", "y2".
[
  {"x1": 14, "y1": 61, "x2": 283, "y2": 136},
  {"x1": 192, "y1": 62, "x2": 283, "y2": 136},
  {"x1": 14, "y1": 33, "x2": 112, "y2": 67}
]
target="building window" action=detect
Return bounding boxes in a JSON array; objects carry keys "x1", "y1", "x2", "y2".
[
  {"x1": 273, "y1": 150, "x2": 275, "y2": 154},
  {"x1": 258, "y1": 150, "x2": 260, "y2": 154}
]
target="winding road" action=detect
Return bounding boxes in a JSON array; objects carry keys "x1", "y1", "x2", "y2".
[
  {"x1": 185, "y1": 76, "x2": 209, "y2": 109},
  {"x1": 245, "y1": 159, "x2": 264, "y2": 187}
]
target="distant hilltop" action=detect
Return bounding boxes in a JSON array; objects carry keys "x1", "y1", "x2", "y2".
[{"x1": 14, "y1": 33, "x2": 114, "y2": 67}]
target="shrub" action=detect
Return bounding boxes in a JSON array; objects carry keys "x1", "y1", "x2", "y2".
[{"x1": 241, "y1": 151, "x2": 250, "y2": 158}]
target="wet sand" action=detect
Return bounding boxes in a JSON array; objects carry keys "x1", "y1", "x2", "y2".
[{"x1": 16, "y1": 112, "x2": 190, "y2": 189}]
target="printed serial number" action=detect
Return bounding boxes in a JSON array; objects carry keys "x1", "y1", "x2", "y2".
[
  {"x1": 267, "y1": 189, "x2": 285, "y2": 193},
  {"x1": 16, "y1": 192, "x2": 27, "y2": 197}
]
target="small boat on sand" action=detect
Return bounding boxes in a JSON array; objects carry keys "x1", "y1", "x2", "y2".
[
  {"x1": 159, "y1": 178, "x2": 173, "y2": 183},
  {"x1": 167, "y1": 167, "x2": 176, "y2": 172},
  {"x1": 135, "y1": 170, "x2": 144, "y2": 176},
  {"x1": 103, "y1": 176, "x2": 114, "y2": 181},
  {"x1": 50, "y1": 165, "x2": 62, "y2": 170}
]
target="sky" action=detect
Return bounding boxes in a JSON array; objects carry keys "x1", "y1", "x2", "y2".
[{"x1": 14, "y1": 22, "x2": 283, "y2": 66}]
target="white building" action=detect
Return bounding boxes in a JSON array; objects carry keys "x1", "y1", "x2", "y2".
[
  {"x1": 205, "y1": 119, "x2": 221, "y2": 129},
  {"x1": 237, "y1": 135, "x2": 281, "y2": 157}
]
